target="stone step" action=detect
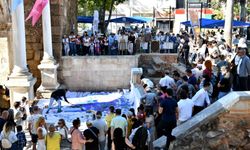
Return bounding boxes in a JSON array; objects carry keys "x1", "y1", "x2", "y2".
[{"x1": 152, "y1": 57, "x2": 166, "y2": 65}]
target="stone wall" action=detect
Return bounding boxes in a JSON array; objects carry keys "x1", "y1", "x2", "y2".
[
  {"x1": 138, "y1": 54, "x2": 178, "y2": 84},
  {"x1": 59, "y1": 54, "x2": 179, "y2": 91},
  {"x1": 172, "y1": 92, "x2": 250, "y2": 149},
  {"x1": 0, "y1": 23, "x2": 12, "y2": 84},
  {"x1": 60, "y1": 56, "x2": 139, "y2": 91},
  {"x1": 24, "y1": 0, "x2": 77, "y2": 90},
  {"x1": 139, "y1": 54, "x2": 178, "y2": 77}
]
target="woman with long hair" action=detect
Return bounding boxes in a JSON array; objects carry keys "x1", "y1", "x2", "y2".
[
  {"x1": 112, "y1": 128, "x2": 135, "y2": 150},
  {"x1": 70, "y1": 118, "x2": 93, "y2": 150},
  {"x1": 57, "y1": 118, "x2": 71, "y2": 149},
  {"x1": 36, "y1": 116, "x2": 47, "y2": 150},
  {"x1": 203, "y1": 60, "x2": 213, "y2": 79},
  {"x1": 0, "y1": 121, "x2": 18, "y2": 149},
  {"x1": 46, "y1": 124, "x2": 61, "y2": 150}
]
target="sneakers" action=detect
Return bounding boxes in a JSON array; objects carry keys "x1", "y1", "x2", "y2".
[{"x1": 57, "y1": 108, "x2": 62, "y2": 113}]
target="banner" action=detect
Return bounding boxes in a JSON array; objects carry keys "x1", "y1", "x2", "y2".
[
  {"x1": 93, "y1": 10, "x2": 99, "y2": 34},
  {"x1": 12, "y1": 0, "x2": 23, "y2": 12},
  {"x1": 189, "y1": 10, "x2": 200, "y2": 36},
  {"x1": 26, "y1": 0, "x2": 48, "y2": 26}
]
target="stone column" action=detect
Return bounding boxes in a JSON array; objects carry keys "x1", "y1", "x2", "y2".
[
  {"x1": 5, "y1": 2, "x2": 36, "y2": 107},
  {"x1": 37, "y1": 0, "x2": 60, "y2": 97}
]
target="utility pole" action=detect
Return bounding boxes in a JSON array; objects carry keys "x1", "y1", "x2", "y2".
[{"x1": 224, "y1": 0, "x2": 234, "y2": 47}]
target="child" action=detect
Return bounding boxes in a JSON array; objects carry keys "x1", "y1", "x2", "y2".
[{"x1": 16, "y1": 125, "x2": 27, "y2": 150}]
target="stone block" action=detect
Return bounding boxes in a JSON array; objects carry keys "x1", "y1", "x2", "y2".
[
  {"x1": 34, "y1": 50, "x2": 42, "y2": 61},
  {"x1": 51, "y1": 26, "x2": 62, "y2": 36},
  {"x1": 50, "y1": 5, "x2": 60, "y2": 16},
  {"x1": 26, "y1": 36, "x2": 39, "y2": 43},
  {"x1": 26, "y1": 51, "x2": 34, "y2": 60}
]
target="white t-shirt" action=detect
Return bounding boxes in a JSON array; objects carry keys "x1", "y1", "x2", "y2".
[
  {"x1": 159, "y1": 75, "x2": 175, "y2": 88},
  {"x1": 178, "y1": 99, "x2": 194, "y2": 122},
  {"x1": 58, "y1": 127, "x2": 68, "y2": 139},
  {"x1": 93, "y1": 119, "x2": 108, "y2": 142},
  {"x1": 28, "y1": 114, "x2": 42, "y2": 134}
]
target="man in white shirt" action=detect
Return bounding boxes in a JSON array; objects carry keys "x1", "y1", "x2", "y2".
[
  {"x1": 177, "y1": 90, "x2": 194, "y2": 125},
  {"x1": 191, "y1": 80, "x2": 211, "y2": 116},
  {"x1": 159, "y1": 71, "x2": 176, "y2": 89}
]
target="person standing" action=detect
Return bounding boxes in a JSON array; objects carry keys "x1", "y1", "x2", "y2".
[
  {"x1": 62, "y1": 34, "x2": 70, "y2": 56},
  {"x1": 159, "y1": 71, "x2": 176, "y2": 89},
  {"x1": 0, "y1": 110, "x2": 9, "y2": 133},
  {"x1": 0, "y1": 121, "x2": 18, "y2": 149},
  {"x1": 111, "y1": 109, "x2": 128, "y2": 141},
  {"x1": 83, "y1": 33, "x2": 90, "y2": 55},
  {"x1": 83, "y1": 121, "x2": 99, "y2": 150},
  {"x1": 46, "y1": 124, "x2": 61, "y2": 150},
  {"x1": 46, "y1": 89, "x2": 70, "y2": 114},
  {"x1": 69, "y1": 32, "x2": 77, "y2": 56},
  {"x1": 236, "y1": 47, "x2": 250, "y2": 91},
  {"x1": 93, "y1": 111, "x2": 108, "y2": 150},
  {"x1": 16, "y1": 125, "x2": 27, "y2": 150},
  {"x1": 157, "y1": 88, "x2": 178, "y2": 150},
  {"x1": 36, "y1": 117, "x2": 47, "y2": 150},
  {"x1": 28, "y1": 106, "x2": 42, "y2": 150},
  {"x1": 105, "y1": 106, "x2": 116, "y2": 150},
  {"x1": 57, "y1": 119, "x2": 71, "y2": 149},
  {"x1": 177, "y1": 90, "x2": 194, "y2": 125},
  {"x1": 70, "y1": 118, "x2": 93, "y2": 150},
  {"x1": 192, "y1": 80, "x2": 211, "y2": 116}
]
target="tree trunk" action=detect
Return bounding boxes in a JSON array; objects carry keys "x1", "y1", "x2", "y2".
[
  {"x1": 104, "y1": 0, "x2": 115, "y2": 33},
  {"x1": 99, "y1": 0, "x2": 107, "y2": 33},
  {"x1": 239, "y1": 0, "x2": 246, "y2": 34},
  {"x1": 224, "y1": 0, "x2": 234, "y2": 47},
  {"x1": 240, "y1": 0, "x2": 246, "y2": 21}
]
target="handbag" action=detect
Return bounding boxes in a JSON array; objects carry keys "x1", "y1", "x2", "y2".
[{"x1": 61, "y1": 127, "x2": 71, "y2": 148}]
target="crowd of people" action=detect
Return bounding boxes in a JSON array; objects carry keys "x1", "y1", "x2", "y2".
[
  {"x1": 61, "y1": 25, "x2": 181, "y2": 56},
  {"x1": 0, "y1": 27, "x2": 250, "y2": 150}
]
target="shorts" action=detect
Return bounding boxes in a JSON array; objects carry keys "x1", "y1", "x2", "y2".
[{"x1": 31, "y1": 134, "x2": 38, "y2": 143}]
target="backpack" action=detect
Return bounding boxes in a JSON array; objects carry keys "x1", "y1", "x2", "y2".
[
  {"x1": 1, "y1": 133, "x2": 12, "y2": 149},
  {"x1": 132, "y1": 126, "x2": 148, "y2": 150}
]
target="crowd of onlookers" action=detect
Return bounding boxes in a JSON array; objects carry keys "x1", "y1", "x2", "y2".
[
  {"x1": 0, "y1": 27, "x2": 250, "y2": 150},
  {"x1": 61, "y1": 25, "x2": 181, "y2": 56}
]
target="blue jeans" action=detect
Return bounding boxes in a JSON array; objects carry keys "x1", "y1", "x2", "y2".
[
  {"x1": 69, "y1": 43, "x2": 76, "y2": 56},
  {"x1": 99, "y1": 139, "x2": 106, "y2": 150}
]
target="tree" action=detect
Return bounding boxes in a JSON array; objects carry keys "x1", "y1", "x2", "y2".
[
  {"x1": 224, "y1": 0, "x2": 234, "y2": 47},
  {"x1": 78, "y1": 0, "x2": 127, "y2": 33},
  {"x1": 211, "y1": 0, "x2": 249, "y2": 21}
]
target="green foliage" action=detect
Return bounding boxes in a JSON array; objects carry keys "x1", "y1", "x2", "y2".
[
  {"x1": 211, "y1": 0, "x2": 250, "y2": 20},
  {"x1": 78, "y1": 0, "x2": 127, "y2": 32},
  {"x1": 78, "y1": 0, "x2": 125, "y2": 16}
]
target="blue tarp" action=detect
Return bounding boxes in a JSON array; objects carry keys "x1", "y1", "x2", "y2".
[
  {"x1": 77, "y1": 16, "x2": 153, "y2": 24},
  {"x1": 181, "y1": 18, "x2": 223, "y2": 28},
  {"x1": 181, "y1": 18, "x2": 250, "y2": 28},
  {"x1": 77, "y1": 16, "x2": 93, "y2": 23},
  {"x1": 132, "y1": 16, "x2": 153, "y2": 23},
  {"x1": 109, "y1": 16, "x2": 152, "y2": 23}
]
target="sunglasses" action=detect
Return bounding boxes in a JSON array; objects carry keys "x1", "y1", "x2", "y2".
[{"x1": 58, "y1": 122, "x2": 62, "y2": 125}]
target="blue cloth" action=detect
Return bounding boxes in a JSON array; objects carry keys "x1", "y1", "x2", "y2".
[{"x1": 188, "y1": 75, "x2": 197, "y2": 87}]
